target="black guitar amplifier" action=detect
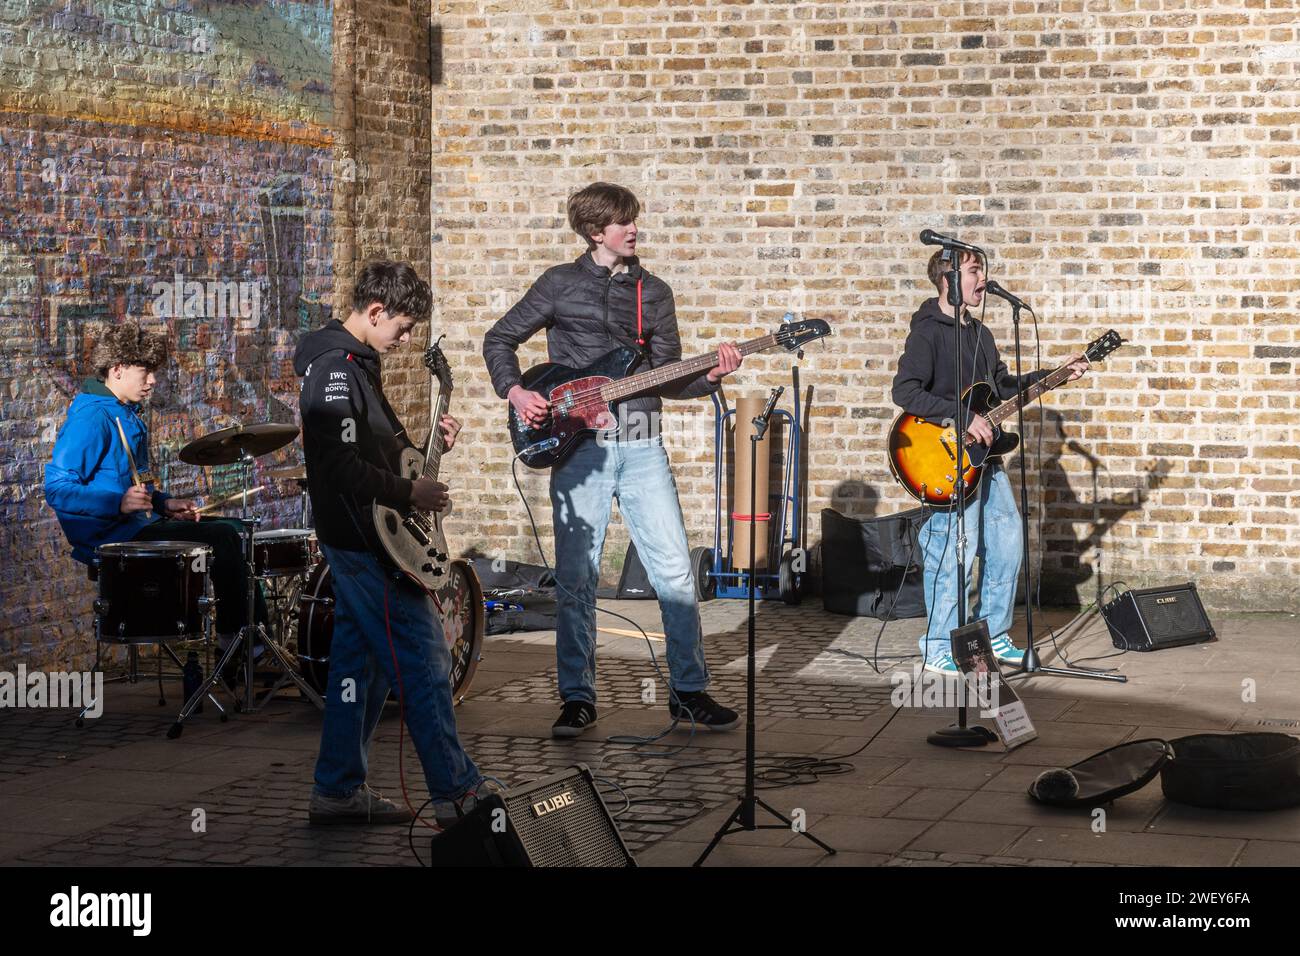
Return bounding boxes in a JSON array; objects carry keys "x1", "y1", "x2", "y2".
[
  {"x1": 1102, "y1": 583, "x2": 1215, "y2": 652},
  {"x1": 428, "y1": 764, "x2": 635, "y2": 867}
]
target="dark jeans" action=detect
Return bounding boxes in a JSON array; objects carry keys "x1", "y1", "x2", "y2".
[{"x1": 132, "y1": 518, "x2": 266, "y2": 634}]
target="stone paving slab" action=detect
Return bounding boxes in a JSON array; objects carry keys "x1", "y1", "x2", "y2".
[
  {"x1": 1004, "y1": 827, "x2": 1246, "y2": 867},
  {"x1": 1, "y1": 601, "x2": 1296, "y2": 867}
]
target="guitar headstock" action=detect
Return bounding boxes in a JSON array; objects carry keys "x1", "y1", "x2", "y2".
[
  {"x1": 775, "y1": 318, "x2": 832, "y2": 353},
  {"x1": 1085, "y1": 329, "x2": 1126, "y2": 364},
  {"x1": 424, "y1": 336, "x2": 453, "y2": 391}
]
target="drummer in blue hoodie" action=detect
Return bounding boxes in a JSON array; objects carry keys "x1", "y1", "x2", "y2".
[{"x1": 45, "y1": 320, "x2": 261, "y2": 655}]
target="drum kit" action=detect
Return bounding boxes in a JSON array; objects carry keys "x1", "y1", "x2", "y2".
[{"x1": 87, "y1": 419, "x2": 485, "y2": 738}]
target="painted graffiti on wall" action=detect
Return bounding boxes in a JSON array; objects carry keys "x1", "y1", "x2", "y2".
[{"x1": 0, "y1": 0, "x2": 337, "y2": 663}]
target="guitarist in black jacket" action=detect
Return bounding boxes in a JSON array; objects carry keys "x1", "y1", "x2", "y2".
[
  {"x1": 295, "y1": 261, "x2": 494, "y2": 826},
  {"x1": 483, "y1": 182, "x2": 743, "y2": 737},
  {"x1": 891, "y1": 250, "x2": 1087, "y2": 675}
]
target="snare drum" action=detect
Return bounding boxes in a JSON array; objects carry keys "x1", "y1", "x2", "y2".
[
  {"x1": 252, "y1": 529, "x2": 317, "y2": 578},
  {"x1": 93, "y1": 541, "x2": 213, "y2": 643}
]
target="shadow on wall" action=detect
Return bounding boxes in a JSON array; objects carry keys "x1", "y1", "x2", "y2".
[{"x1": 1034, "y1": 407, "x2": 1168, "y2": 607}]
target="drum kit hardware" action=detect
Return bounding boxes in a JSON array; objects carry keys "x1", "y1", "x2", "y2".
[
  {"x1": 82, "y1": 541, "x2": 229, "y2": 726},
  {"x1": 167, "y1": 420, "x2": 324, "y2": 737},
  {"x1": 88, "y1": 416, "x2": 486, "y2": 739}
]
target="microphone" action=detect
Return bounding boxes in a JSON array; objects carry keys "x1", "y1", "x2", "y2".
[
  {"x1": 983, "y1": 280, "x2": 1027, "y2": 308},
  {"x1": 919, "y1": 229, "x2": 984, "y2": 254}
]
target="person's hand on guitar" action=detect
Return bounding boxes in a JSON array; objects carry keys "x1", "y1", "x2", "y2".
[
  {"x1": 508, "y1": 385, "x2": 550, "y2": 429},
  {"x1": 411, "y1": 478, "x2": 451, "y2": 513},
  {"x1": 119, "y1": 485, "x2": 153, "y2": 514},
  {"x1": 706, "y1": 342, "x2": 743, "y2": 383},
  {"x1": 965, "y1": 414, "x2": 994, "y2": 447},
  {"x1": 438, "y1": 414, "x2": 462, "y2": 451},
  {"x1": 163, "y1": 497, "x2": 200, "y2": 522},
  {"x1": 1064, "y1": 353, "x2": 1090, "y2": 381}
]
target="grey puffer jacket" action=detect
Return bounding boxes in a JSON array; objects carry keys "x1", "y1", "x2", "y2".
[{"x1": 482, "y1": 253, "x2": 718, "y2": 432}]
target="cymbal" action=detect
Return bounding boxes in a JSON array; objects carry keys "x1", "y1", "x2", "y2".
[
  {"x1": 179, "y1": 423, "x2": 299, "y2": 466},
  {"x1": 267, "y1": 464, "x2": 307, "y2": 482}
]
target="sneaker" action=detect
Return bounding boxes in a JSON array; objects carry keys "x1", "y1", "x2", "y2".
[
  {"x1": 308, "y1": 784, "x2": 413, "y2": 826},
  {"x1": 922, "y1": 653, "x2": 961, "y2": 676},
  {"x1": 551, "y1": 700, "x2": 597, "y2": 738},
  {"x1": 668, "y1": 689, "x2": 740, "y2": 731},
  {"x1": 432, "y1": 778, "x2": 507, "y2": 829},
  {"x1": 989, "y1": 634, "x2": 1025, "y2": 666}
]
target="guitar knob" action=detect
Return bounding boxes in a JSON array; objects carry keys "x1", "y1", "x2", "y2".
[
  {"x1": 427, "y1": 548, "x2": 437, "y2": 557},
  {"x1": 421, "y1": 563, "x2": 434, "y2": 573},
  {"x1": 432, "y1": 567, "x2": 444, "y2": 576},
  {"x1": 435, "y1": 552, "x2": 448, "y2": 562}
]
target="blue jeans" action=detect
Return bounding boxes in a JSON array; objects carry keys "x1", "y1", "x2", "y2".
[
  {"x1": 550, "y1": 437, "x2": 710, "y2": 705},
  {"x1": 313, "y1": 543, "x2": 480, "y2": 801},
  {"x1": 917, "y1": 465, "x2": 1022, "y2": 663}
]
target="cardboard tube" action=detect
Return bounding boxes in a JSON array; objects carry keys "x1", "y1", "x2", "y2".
[{"x1": 732, "y1": 394, "x2": 771, "y2": 569}]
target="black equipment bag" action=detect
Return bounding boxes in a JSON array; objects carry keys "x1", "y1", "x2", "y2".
[
  {"x1": 1027, "y1": 738, "x2": 1173, "y2": 808},
  {"x1": 1161, "y1": 733, "x2": 1300, "y2": 811},
  {"x1": 470, "y1": 557, "x2": 559, "y2": 635},
  {"x1": 820, "y1": 507, "x2": 926, "y2": 619}
]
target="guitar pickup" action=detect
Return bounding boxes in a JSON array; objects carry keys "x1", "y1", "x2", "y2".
[{"x1": 403, "y1": 517, "x2": 431, "y2": 546}]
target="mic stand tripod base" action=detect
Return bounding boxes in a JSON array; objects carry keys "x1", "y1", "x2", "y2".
[
  {"x1": 694, "y1": 795, "x2": 836, "y2": 866},
  {"x1": 1014, "y1": 644, "x2": 1129, "y2": 683},
  {"x1": 927, "y1": 724, "x2": 997, "y2": 747}
]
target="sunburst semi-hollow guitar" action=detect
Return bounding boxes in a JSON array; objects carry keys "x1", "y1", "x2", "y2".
[
  {"x1": 509, "y1": 318, "x2": 833, "y2": 469},
  {"x1": 373, "y1": 341, "x2": 456, "y2": 590},
  {"x1": 887, "y1": 329, "x2": 1125, "y2": 509}
]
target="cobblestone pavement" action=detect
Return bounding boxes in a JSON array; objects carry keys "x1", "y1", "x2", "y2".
[{"x1": 2, "y1": 599, "x2": 1297, "y2": 867}]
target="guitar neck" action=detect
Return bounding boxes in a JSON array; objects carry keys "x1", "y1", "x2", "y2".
[
  {"x1": 422, "y1": 388, "x2": 451, "y2": 481},
  {"x1": 600, "y1": 334, "x2": 780, "y2": 403},
  {"x1": 986, "y1": 362, "x2": 1076, "y2": 427}
]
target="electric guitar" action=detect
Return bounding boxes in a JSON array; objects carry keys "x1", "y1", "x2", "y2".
[
  {"x1": 508, "y1": 318, "x2": 833, "y2": 468},
  {"x1": 373, "y1": 341, "x2": 454, "y2": 589},
  {"x1": 887, "y1": 329, "x2": 1125, "y2": 509}
]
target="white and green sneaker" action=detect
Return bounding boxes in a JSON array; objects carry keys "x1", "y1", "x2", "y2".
[
  {"x1": 922, "y1": 653, "x2": 960, "y2": 676},
  {"x1": 989, "y1": 633, "x2": 1025, "y2": 666}
]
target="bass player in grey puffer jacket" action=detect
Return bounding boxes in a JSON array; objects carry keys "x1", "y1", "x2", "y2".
[{"x1": 482, "y1": 182, "x2": 744, "y2": 738}]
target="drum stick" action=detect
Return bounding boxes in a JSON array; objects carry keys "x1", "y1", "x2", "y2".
[
  {"x1": 196, "y1": 485, "x2": 265, "y2": 515},
  {"x1": 114, "y1": 417, "x2": 144, "y2": 487}
]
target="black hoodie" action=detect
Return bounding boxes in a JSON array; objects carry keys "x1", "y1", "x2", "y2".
[
  {"x1": 890, "y1": 297, "x2": 1049, "y2": 427},
  {"x1": 294, "y1": 320, "x2": 414, "y2": 552}
]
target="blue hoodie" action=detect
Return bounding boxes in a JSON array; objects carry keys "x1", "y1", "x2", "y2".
[{"x1": 45, "y1": 379, "x2": 170, "y2": 564}]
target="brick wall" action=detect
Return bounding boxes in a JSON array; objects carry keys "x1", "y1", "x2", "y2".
[{"x1": 427, "y1": 1, "x2": 1300, "y2": 613}]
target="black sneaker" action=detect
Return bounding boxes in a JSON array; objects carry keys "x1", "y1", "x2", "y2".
[
  {"x1": 551, "y1": 700, "x2": 597, "y2": 738},
  {"x1": 669, "y1": 690, "x2": 740, "y2": 731}
]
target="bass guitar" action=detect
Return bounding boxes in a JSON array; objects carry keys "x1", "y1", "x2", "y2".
[{"x1": 509, "y1": 318, "x2": 832, "y2": 468}]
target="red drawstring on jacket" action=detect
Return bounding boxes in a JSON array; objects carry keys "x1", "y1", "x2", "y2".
[{"x1": 635, "y1": 278, "x2": 645, "y2": 348}]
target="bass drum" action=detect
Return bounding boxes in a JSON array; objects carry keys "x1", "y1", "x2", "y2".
[{"x1": 296, "y1": 558, "x2": 484, "y2": 704}]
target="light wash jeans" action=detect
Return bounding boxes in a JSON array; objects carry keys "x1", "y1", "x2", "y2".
[
  {"x1": 549, "y1": 436, "x2": 710, "y2": 704},
  {"x1": 313, "y1": 543, "x2": 480, "y2": 801},
  {"x1": 917, "y1": 465, "x2": 1022, "y2": 663}
]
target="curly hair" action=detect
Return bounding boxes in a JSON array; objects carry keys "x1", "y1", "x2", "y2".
[{"x1": 91, "y1": 320, "x2": 168, "y2": 380}]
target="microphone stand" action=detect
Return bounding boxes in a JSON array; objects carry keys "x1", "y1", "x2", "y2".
[
  {"x1": 1006, "y1": 299, "x2": 1126, "y2": 684},
  {"x1": 928, "y1": 246, "x2": 995, "y2": 747},
  {"x1": 694, "y1": 387, "x2": 835, "y2": 864}
]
